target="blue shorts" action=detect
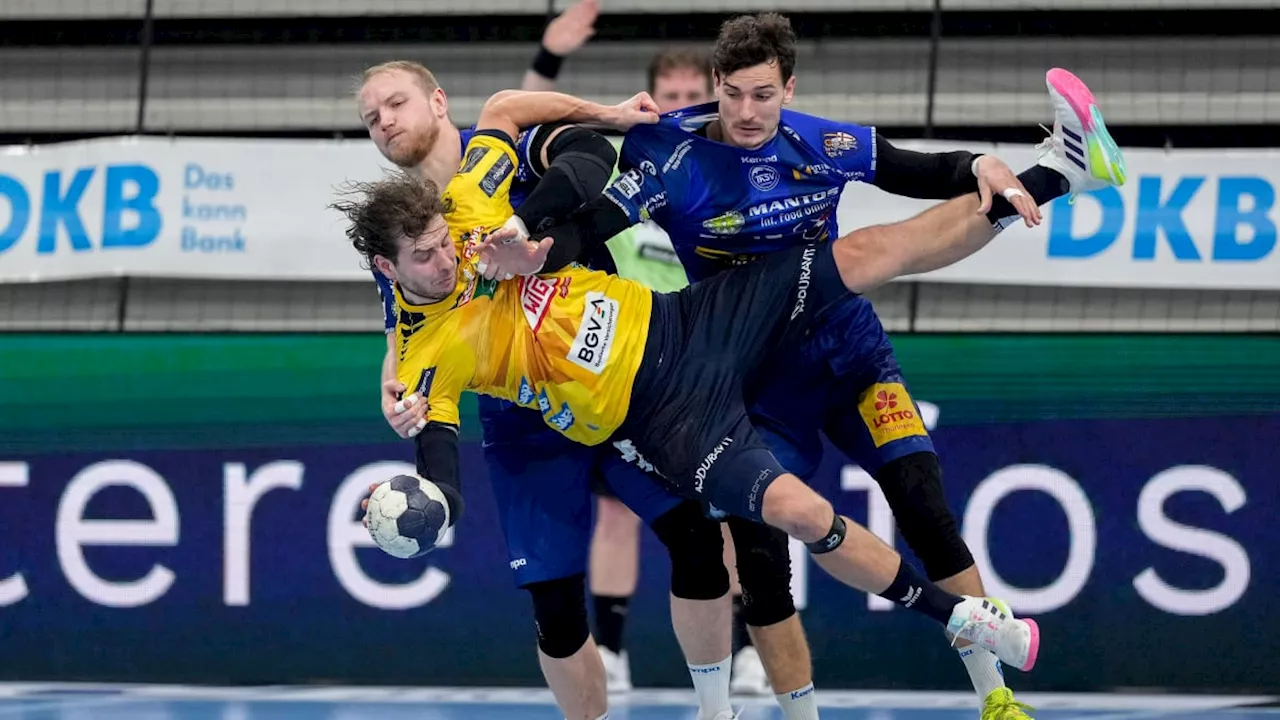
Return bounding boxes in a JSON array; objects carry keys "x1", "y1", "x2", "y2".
[
  {"x1": 745, "y1": 294, "x2": 935, "y2": 481},
  {"x1": 479, "y1": 396, "x2": 681, "y2": 588}
]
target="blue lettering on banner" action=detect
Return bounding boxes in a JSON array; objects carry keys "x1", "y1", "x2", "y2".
[
  {"x1": 182, "y1": 163, "x2": 247, "y2": 253},
  {"x1": 1214, "y1": 177, "x2": 1276, "y2": 261},
  {"x1": 1133, "y1": 176, "x2": 1204, "y2": 261},
  {"x1": 1047, "y1": 175, "x2": 1277, "y2": 264},
  {"x1": 0, "y1": 164, "x2": 163, "y2": 255}
]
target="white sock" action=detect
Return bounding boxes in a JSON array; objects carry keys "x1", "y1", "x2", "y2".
[
  {"x1": 775, "y1": 683, "x2": 819, "y2": 720},
  {"x1": 688, "y1": 655, "x2": 733, "y2": 719},
  {"x1": 959, "y1": 645, "x2": 1006, "y2": 700},
  {"x1": 592, "y1": 713, "x2": 609, "y2": 720}
]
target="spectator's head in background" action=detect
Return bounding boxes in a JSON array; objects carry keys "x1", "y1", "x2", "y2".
[
  {"x1": 647, "y1": 47, "x2": 713, "y2": 114},
  {"x1": 711, "y1": 12, "x2": 797, "y2": 150},
  {"x1": 358, "y1": 61, "x2": 451, "y2": 169}
]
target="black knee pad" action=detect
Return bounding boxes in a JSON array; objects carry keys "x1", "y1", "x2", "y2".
[
  {"x1": 525, "y1": 573, "x2": 590, "y2": 659},
  {"x1": 542, "y1": 126, "x2": 617, "y2": 201},
  {"x1": 875, "y1": 451, "x2": 974, "y2": 581},
  {"x1": 727, "y1": 517, "x2": 797, "y2": 627},
  {"x1": 650, "y1": 501, "x2": 730, "y2": 601}
]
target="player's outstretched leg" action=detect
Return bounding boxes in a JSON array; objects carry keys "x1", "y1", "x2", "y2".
[
  {"x1": 832, "y1": 68, "x2": 1126, "y2": 296},
  {"x1": 760, "y1": 473, "x2": 1040, "y2": 673}
]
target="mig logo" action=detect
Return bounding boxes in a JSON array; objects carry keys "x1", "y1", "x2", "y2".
[{"x1": 858, "y1": 383, "x2": 928, "y2": 448}]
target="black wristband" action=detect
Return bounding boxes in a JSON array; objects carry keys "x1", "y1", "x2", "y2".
[{"x1": 530, "y1": 45, "x2": 564, "y2": 80}]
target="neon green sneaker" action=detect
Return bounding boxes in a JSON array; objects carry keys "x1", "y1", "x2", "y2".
[
  {"x1": 1036, "y1": 68, "x2": 1127, "y2": 201},
  {"x1": 981, "y1": 687, "x2": 1036, "y2": 720}
]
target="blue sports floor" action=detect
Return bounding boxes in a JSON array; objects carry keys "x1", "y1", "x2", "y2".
[{"x1": 0, "y1": 686, "x2": 1275, "y2": 720}]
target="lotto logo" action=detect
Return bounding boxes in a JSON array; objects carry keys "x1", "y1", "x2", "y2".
[{"x1": 857, "y1": 382, "x2": 928, "y2": 448}]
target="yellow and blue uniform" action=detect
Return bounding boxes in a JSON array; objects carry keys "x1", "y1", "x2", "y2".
[
  {"x1": 379, "y1": 129, "x2": 681, "y2": 586},
  {"x1": 399, "y1": 130, "x2": 858, "y2": 522},
  {"x1": 394, "y1": 132, "x2": 654, "y2": 446}
]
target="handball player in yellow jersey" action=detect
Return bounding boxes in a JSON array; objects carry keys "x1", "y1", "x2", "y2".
[{"x1": 338, "y1": 89, "x2": 1046, "y2": 674}]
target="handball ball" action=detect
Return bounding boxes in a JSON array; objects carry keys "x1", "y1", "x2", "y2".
[{"x1": 366, "y1": 474, "x2": 451, "y2": 558}]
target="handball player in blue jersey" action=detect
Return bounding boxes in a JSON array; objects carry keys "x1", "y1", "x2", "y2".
[
  {"x1": 356, "y1": 61, "x2": 747, "y2": 720},
  {"x1": 477, "y1": 13, "x2": 1127, "y2": 720}
]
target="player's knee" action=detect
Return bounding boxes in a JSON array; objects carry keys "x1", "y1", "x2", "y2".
[
  {"x1": 727, "y1": 518, "x2": 797, "y2": 627},
  {"x1": 525, "y1": 573, "x2": 591, "y2": 659},
  {"x1": 762, "y1": 475, "x2": 834, "y2": 544},
  {"x1": 649, "y1": 501, "x2": 730, "y2": 601},
  {"x1": 546, "y1": 126, "x2": 617, "y2": 201},
  {"x1": 875, "y1": 451, "x2": 974, "y2": 581}
]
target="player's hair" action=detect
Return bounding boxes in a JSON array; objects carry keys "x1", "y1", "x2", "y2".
[
  {"x1": 646, "y1": 47, "x2": 713, "y2": 94},
  {"x1": 712, "y1": 12, "x2": 798, "y2": 83},
  {"x1": 330, "y1": 172, "x2": 446, "y2": 269},
  {"x1": 358, "y1": 60, "x2": 441, "y2": 97}
]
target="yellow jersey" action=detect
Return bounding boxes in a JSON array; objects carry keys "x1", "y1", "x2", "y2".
[{"x1": 393, "y1": 132, "x2": 655, "y2": 446}]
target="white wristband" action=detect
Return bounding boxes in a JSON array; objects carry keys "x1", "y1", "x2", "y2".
[
  {"x1": 970, "y1": 155, "x2": 984, "y2": 177},
  {"x1": 502, "y1": 214, "x2": 530, "y2": 243}
]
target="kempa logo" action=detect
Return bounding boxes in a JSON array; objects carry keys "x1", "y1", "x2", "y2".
[
  {"x1": 694, "y1": 437, "x2": 733, "y2": 492},
  {"x1": 791, "y1": 247, "x2": 816, "y2": 320},
  {"x1": 900, "y1": 585, "x2": 922, "y2": 608}
]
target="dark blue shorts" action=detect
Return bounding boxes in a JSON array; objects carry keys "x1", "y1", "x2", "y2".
[
  {"x1": 617, "y1": 243, "x2": 851, "y2": 522},
  {"x1": 479, "y1": 397, "x2": 680, "y2": 588},
  {"x1": 745, "y1": 294, "x2": 935, "y2": 481}
]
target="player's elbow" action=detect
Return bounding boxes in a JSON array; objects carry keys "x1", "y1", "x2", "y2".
[
  {"x1": 484, "y1": 89, "x2": 524, "y2": 108},
  {"x1": 477, "y1": 91, "x2": 525, "y2": 136}
]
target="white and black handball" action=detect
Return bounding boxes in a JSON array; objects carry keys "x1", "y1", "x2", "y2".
[{"x1": 365, "y1": 474, "x2": 451, "y2": 558}]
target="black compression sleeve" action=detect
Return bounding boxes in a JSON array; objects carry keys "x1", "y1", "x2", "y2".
[
  {"x1": 872, "y1": 133, "x2": 981, "y2": 200},
  {"x1": 414, "y1": 423, "x2": 464, "y2": 523},
  {"x1": 537, "y1": 195, "x2": 632, "y2": 272},
  {"x1": 514, "y1": 126, "x2": 617, "y2": 233}
]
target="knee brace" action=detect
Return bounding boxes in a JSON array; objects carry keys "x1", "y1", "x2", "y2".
[
  {"x1": 649, "y1": 501, "x2": 730, "y2": 601},
  {"x1": 727, "y1": 517, "x2": 797, "y2": 628},
  {"x1": 875, "y1": 451, "x2": 974, "y2": 581},
  {"x1": 525, "y1": 573, "x2": 590, "y2": 659}
]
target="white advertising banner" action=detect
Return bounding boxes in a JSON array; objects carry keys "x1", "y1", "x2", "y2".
[
  {"x1": 1, "y1": 136, "x2": 1277, "y2": 289},
  {"x1": 840, "y1": 140, "x2": 1280, "y2": 290},
  {"x1": 0, "y1": 136, "x2": 387, "y2": 282}
]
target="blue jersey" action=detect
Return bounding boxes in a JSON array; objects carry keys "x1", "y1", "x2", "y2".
[{"x1": 603, "y1": 101, "x2": 877, "y2": 283}]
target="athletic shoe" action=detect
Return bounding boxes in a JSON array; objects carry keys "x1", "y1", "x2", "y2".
[
  {"x1": 981, "y1": 688, "x2": 1036, "y2": 720},
  {"x1": 729, "y1": 646, "x2": 771, "y2": 696},
  {"x1": 946, "y1": 596, "x2": 1040, "y2": 672},
  {"x1": 1036, "y1": 67, "x2": 1127, "y2": 200},
  {"x1": 599, "y1": 646, "x2": 633, "y2": 693}
]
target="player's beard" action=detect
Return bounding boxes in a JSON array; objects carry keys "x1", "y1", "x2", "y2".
[
  {"x1": 387, "y1": 121, "x2": 440, "y2": 169},
  {"x1": 399, "y1": 263, "x2": 457, "y2": 305}
]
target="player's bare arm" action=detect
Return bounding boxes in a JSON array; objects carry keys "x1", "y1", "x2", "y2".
[
  {"x1": 382, "y1": 333, "x2": 427, "y2": 438},
  {"x1": 476, "y1": 89, "x2": 659, "y2": 146}
]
